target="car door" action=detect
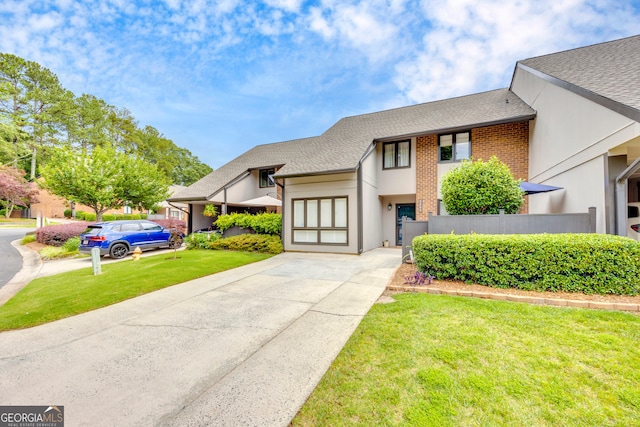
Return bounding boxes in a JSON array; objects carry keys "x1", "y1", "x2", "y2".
[
  {"x1": 140, "y1": 221, "x2": 169, "y2": 247},
  {"x1": 120, "y1": 222, "x2": 146, "y2": 247}
]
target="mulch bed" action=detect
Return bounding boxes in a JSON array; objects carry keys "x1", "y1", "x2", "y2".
[{"x1": 387, "y1": 263, "x2": 640, "y2": 305}]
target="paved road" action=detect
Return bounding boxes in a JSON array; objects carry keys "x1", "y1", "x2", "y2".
[
  {"x1": 0, "y1": 227, "x2": 32, "y2": 288},
  {"x1": 0, "y1": 248, "x2": 400, "y2": 426}
]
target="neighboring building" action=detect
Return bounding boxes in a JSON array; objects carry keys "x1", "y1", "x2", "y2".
[
  {"x1": 28, "y1": 184, "x2": 176, "y2": 220},
  {"x1": 154, "y1": 185, "x2": 188, "y2": 220},
  {"x1": 171, "y1": 34, "x2": 640, "y2": 254}
]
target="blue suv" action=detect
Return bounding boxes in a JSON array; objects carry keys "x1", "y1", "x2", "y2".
[{"x1": 79, "y1": 220, "x2": 183, "y2": 259}]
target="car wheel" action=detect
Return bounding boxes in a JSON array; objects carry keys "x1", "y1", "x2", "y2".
[
  {"x1": 169, "y1": 236, "x2": 183, "y2": 249},
  {"x1": 109, "y1": 243, "x2": 129, "y2": 259}
]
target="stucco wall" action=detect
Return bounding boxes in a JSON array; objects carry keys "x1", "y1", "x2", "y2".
[
  {"x1": 511, "y1": 66, "x2": 640, "y2": 233},
  {"x1": 283, "y1": 173, "x2": 359, "y2": 254},
  {"x1": 361, "y1": 149, "x2": 383, "y2": 252},
  {"x1": 376, "y1": 137, "x2": 416, "y2": 195}
]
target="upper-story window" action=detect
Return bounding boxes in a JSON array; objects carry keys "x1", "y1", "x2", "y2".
[
  {"x1": 259, "y1": 168, "x2": 275, "y2": 188},
  {"x1": 383, "y1": 140, "x2": 411, "y2": 169},
  {"x1": 439, "y1": 132, "x2": 471, "y2": 162}
]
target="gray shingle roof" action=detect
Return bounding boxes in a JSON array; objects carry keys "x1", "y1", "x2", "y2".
[
  {"x1": 171, "y1": 88, "x2": 535, "y2": 200},
  {"x1": 518, "y1": 35, "x2": 640, "y2": 116},
  {"x1": 277, "y1": 88, "x2": 534, "y2": 177},
  {"x1": 170, "y1": 136, "x2": 320, "y2": 201}
]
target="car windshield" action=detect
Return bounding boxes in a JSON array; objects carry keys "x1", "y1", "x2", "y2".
[{"x1": 82, "y1": 226, "x2": 103, "y2": 235}]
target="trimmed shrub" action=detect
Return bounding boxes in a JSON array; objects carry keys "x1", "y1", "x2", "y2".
[
  {"x1": 63, "y1": 209, "x2": 72, "y2": 218},
  {"x1": 74, "y1": 210, "x2": 85, "y2": 219},
  {"x1": 441, "y1": 156, "x2": 524, "y2": 214},
  {"x1": 412, "y1": 233, "x2": 640, "y2": 295},
  {"x1": 62, "y1": 237, "x2": 80, "y2": 252},
  {"x1": 185, "y1": 232, "x2": 221, "y2": 250},
  {"x1": 36, "y1": 222, "x2": 92, "y2": 247},
  {"x1": 215, "y1": 212, "x2": 281, "y2": 235},
  {"x1": 210, "y1": 234, "x2": 283, "y2": 254}
]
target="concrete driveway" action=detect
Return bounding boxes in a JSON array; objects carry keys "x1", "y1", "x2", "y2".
[{"x1": 0, "y1": 248, "x2": 400, "y2": 426}]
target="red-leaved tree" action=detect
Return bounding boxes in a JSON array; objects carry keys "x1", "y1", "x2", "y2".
[{"x1": 0, "y1": 166, "x2": 39, "y2": 218}]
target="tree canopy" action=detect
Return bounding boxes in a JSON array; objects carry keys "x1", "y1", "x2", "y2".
[
  {"x1": 440, "y1": 156, "x2": 524, "y2": 215},
  {"x1": 0, "y1": 53, "x2": 212, "y2": 185},
  {"x1": 39, "y1": 146, "x2": 169, "y2": 221}
]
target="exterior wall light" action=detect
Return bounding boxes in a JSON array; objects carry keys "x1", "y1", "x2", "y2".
[{"x1": 387, "y1": 203, "x2": 392, "y2": 211}]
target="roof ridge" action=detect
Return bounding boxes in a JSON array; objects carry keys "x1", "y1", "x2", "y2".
[
  {"x1": 517, "y1": 34, "x2": 640, "y2": 64},
  {"x1": 332, "y1": 88, "x2": 510, "y2": 124}
]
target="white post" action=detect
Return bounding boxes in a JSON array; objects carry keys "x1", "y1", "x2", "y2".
[{"x1": 91, "y1": 248, "x2": 102, "y2": 275}]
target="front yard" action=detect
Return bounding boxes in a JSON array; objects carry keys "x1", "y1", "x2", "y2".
[
  {"x1": 293, "y1": 292, "x2": 640, "y2": 426},
  {"x1": 0, "y1": 250, "x2": 271, "y2": 330}
]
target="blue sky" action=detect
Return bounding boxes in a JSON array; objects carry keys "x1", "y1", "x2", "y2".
[{"x1": 1, "y1": 0, "x2": 639, "y2": 170}]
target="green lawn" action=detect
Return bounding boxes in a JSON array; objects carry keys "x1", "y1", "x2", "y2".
[
  {"x1": 0, "y1": 250, "x2": 271, "y2": 330},
  {"x1": 293, "y1": 293, "x2": 640, "y2": 426}
]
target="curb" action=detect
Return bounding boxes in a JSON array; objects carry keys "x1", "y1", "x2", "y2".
[
  {"x1": 0, "y1": 239, "x2": 43, "y2": 306},
  {"x1": 386, "y1": 285, "x2": 640, "y2": 313}
]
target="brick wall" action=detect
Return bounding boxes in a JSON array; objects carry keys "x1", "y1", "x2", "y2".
[
  {"x1": 415, "y1": 121, "x2": 529, "y2": 220},
  {"x1": 416, "y1": 134, "x2": 438, "y2": 220}
]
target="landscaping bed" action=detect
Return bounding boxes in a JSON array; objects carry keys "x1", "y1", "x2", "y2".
[{"x1": 388, "y1": 263, "x2": 640, "y2": 307}]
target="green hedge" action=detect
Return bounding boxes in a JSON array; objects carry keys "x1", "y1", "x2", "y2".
[
  {"x1": 187, "y1": 233, "x2": 282, "y2": 254},
  {"x1": 412, "y1": 233, "x2": 640, "y2": 295},
  {"x1": 215, "y1": 212, "x2": 281, "y2": 235},
  {"x1": 101, "y1": 213, "x2": 144, "y2": 221}
]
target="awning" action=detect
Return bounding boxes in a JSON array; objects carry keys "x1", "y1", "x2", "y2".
[
  {"x1": 520, "y1": 182, "x2": 563, "y2": 195},
  {"x1": 236, "y1": 195, "x2": 282, "y2": 207}
]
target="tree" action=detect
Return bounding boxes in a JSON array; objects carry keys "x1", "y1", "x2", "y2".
[
  {"x1": 440, "y1": 156, "x2": 524, "y2": 215},
  {"x1": 39, "y1": 145, "x2": 170, "y2": 221},
  {"x1": 0, "y1": 165, "x2": 38, "y2": 217}
]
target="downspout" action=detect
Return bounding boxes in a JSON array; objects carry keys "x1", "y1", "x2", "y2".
[
  {"x1": 615, "y1": 156, "x2": 640, "y2": 235},
  {"x1": 357, "y1": 165, "x2": 363, "y2": 254}
]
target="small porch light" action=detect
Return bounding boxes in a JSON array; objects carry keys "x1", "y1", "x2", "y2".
[{"x1": 387, "y1": 203, "x2": 392, "y2": 211}]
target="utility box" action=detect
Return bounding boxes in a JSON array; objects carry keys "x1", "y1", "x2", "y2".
[{"x1": 91, "y1": 247, "x2": 101, "y2": 275}]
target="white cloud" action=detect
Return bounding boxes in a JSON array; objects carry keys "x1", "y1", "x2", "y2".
[
  {"x1": 264, "y1": 0, "x2": 303, "y2": 12},
  {"x1": 27, "y1": 12, "x2": 63, "y2": 31},
  {"x1": 393, "y1": 0, "x2": 640, "y2": 104},
  {"x1": 1, "y1": 0, "x2": 638, "y2": 168}
]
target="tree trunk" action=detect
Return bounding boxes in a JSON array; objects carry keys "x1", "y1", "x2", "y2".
[{"x1": 30, "y1": 146, "x2": 36, "y2": 181}]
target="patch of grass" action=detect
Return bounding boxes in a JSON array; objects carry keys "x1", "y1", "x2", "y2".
[
  {"x1": 21, "y1": 234, "x2": 36, "y2": 244},
  {"x1": 0, "y1": 250, "x2": 271, "y2": 330},
  {"x1": 0, "y1": 218, "x2": 36, "y2": 227},
  {"x1": 293, "y1": 294, "x2": 640, "y2": 426}
]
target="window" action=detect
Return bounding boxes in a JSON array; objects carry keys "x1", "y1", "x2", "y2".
[
  {"x1": 123, "y1": 205, "x2": 132, "y2": 214},
  {"x1": 383, "y1": 140, "x2": 410, "y2": 169},
  {"x1": 141, "y1": 222, "x2": 162, "y2": 231},
  {"x1": 439, "y1": 132, "x2": 471, "y2": 162},
  {"x1": 259, "y1": 168, "x2": 275, "y2": 188},
  {"x1": 121, "y1": 223, "x2": 141, "y2": 232},
  {"x1": 292, "y1": 197, "x2": 348, "y2": 245}
]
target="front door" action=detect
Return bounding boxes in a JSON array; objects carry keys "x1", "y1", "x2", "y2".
[{"x1": 396, "y1": 203, "x2": 416, "y2": 247}]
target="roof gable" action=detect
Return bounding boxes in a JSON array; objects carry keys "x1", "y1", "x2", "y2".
[{"x1": 516, "y1": 35, "x2": 640, "y2": 121}]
